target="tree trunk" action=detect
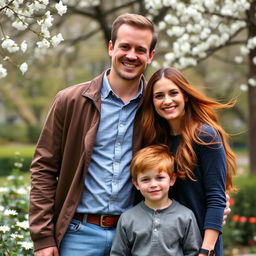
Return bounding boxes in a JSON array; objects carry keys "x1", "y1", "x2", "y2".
[{"x1": 248, "y1": 1, "x2": 256, "y2": 174}]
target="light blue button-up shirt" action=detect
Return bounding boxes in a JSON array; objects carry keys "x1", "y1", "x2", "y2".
[{"x1": 76, "y1": 72, "x2": 143, "y2": 215}]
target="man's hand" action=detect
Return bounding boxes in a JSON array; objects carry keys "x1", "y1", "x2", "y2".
[
  {"x1": 34, "y1": 246, "x2": 59, "y2": 256},
  {"x1": 223, "y1": 193, "x2": 231, "y2": 225}
]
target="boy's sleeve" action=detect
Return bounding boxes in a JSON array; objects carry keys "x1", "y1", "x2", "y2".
[
  {"x1": 182, "y1": 212, "x2": 202, "y2": 256},
  {"x1": 110, "y1": 215, "x2": 131, "y2": 256}
]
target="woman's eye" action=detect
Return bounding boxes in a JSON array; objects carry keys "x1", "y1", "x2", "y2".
[
  {"x1": 154, "y1": 94, "x2": 163, "y2": 99},
  {"x1": 170, "y1": 91, "x2": 178, "y2": 96}
]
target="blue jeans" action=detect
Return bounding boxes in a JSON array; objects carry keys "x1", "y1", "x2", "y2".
[{"x1": 59, "y1": 219, "x2": 116, "y2": 256}]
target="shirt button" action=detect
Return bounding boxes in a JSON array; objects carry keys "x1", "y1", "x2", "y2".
[
  {"x1": 119, "y1": 124, "x2": 123, "y2": 128},
  {"x1": 154, "y1": 228, "x2": 158, "y2": 232},
  {"x1": 117, "y1": 142, "x2": 121, "y2": 146}
]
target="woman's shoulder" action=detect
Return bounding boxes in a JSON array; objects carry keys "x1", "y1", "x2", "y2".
[{"x1": 197, "y1": 124, "x2": 221, "y2": 143}]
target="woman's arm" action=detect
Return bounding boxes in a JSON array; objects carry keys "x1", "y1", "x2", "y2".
[{"x1": 198, "y1": 126, "x2": 227, "y2": 253}]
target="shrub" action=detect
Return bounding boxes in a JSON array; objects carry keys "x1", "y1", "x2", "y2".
[
  {"x1": 223, "y1": 175, "x2": 256, "y2": 251},
  {"x1": 0, "y1": 156, "x2": 33, "y2": 255}
]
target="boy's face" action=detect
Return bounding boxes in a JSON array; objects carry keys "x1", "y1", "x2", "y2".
[{"x1": 133, "y1": 169, "x2": 176, "y2": 209}]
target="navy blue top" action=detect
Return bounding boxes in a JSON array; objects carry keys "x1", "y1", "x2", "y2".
[{"x1": 170, "y1": 125, "x2": 226, "y2": 256}]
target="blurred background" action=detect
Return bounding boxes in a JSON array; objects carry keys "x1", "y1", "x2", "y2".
[{"x1": 0, "y1": 1, "x2": 255, "y2": 255}]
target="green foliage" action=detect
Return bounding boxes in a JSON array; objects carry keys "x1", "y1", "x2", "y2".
[
  {"x1": 0, "y1": 156, "x2": 33, "y2": 255},
  {"x1": 223, "y1": 175, "x2": 256, "y2": 251},
  {"x1": 0, "y1": 124, "x2": 41, "y2": 144},
  {"x1": 0, "y1": 146, "x2": 34, "y2": 176}
]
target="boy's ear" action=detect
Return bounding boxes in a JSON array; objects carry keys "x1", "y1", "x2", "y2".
[
  {"x1": 169, "y1": 173, "x2": 177, "y2": 187},
  {"x1": 132, "y1": 178, "x2": 140, "y2": 190}
]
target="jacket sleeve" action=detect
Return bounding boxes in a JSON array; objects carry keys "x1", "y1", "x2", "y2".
[
  {"x1": 110, "y1": 215, "x2": 131, "y2": 256},
  {"x1": 182, "y1": 212, "x2": 202, "y2": 256},
  {"x1": 29, "y1": 92, "x2": 65, "y2": 251}
]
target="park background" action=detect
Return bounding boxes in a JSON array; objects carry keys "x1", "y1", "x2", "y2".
[{"x1": 0, "y1": 1, "x2": 255, "y2": 255}]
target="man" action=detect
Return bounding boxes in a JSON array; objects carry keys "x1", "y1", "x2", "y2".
[{"x1": 29, "y1": 13, "x2": 156, "y2": 256}]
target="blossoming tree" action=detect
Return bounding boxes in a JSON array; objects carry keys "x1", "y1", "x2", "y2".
[
  {"x1": 1, "y1": 0, "x2": 255, "y2": 173},
  {"x1": 144, "y1": 0, "x2": 256, "y2": 174}
]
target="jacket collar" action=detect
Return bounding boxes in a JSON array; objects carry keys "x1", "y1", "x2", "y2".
[{"x1": 82, "y1": 69, "x2": 146, "y2": 104}]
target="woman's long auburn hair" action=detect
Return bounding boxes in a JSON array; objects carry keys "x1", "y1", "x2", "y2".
[{"x1": 141, "y1": 67, "x2": 236, "y2": 192}]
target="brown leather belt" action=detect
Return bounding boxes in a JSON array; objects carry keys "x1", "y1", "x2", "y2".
[{"x1": 73, "y1": 213, "x2": 120, "y2": 228}]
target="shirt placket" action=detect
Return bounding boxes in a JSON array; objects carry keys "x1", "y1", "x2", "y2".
[{"x1": 109, "y1": 105, "x2": 126, "y2": 210}]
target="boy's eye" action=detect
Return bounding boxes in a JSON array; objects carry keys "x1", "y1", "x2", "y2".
[{"x1": 141, "y1": 178, "x2": 150, "y2": 182}]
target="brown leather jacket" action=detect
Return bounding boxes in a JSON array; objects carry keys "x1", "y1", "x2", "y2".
[{"x1": 29, "y1": 71, "x2": 144, "y2": 251}]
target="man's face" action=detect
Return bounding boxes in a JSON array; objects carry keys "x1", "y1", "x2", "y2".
[{"x1": 108, "y1": 24, "x2": 155, "y2": 82}]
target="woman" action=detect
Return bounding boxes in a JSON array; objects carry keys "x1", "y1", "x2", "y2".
[{"x1": 141, "y1": 67, "x2": 236, "y2": 256}]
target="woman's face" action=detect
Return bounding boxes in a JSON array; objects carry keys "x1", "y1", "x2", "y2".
[{"x1": 153, "y1": 77, "x2": 186, "y2": 129}]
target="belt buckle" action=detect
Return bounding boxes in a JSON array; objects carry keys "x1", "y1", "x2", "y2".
[{"x1": 100, "y1": 214, "x2": 110, "y2": 228}]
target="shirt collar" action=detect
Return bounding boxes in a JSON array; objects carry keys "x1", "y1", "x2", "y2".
[{"x1": 101, "y1": 71, "x2": 144, "y2": 100}]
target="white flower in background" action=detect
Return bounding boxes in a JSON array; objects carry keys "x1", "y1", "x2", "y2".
[
  {"x1": 18, "y1": 241, "x2": 34, "y2": 250},
  {"x1": 14, "y1": 161, "x2": 23, "y2": 168},
  {"x1": 16, "y1": 221, "x2": 29, "y2": 229},
  {"x1": 10, "y1": 233, "x2": 24, "y2": 239},
  {"x1": 41, "y1": 25, "x2": 51, "y2": 38},
  {"x1": 253, "y1": 56, "x2": 256, "y2": 65},
  {"x1": 20, "y1": 40, "x2": 28, "y2": 53},
  {"x1": 40, "y1": 0, "x2": 49, "y2": 5},
  {"x1": 20, "y1": 62, "x2": 28, "y2": 74},
  {"x1": 247, "y1": 36, "x2": 256, "y2": 49},
  {"x1": 234, "y1": 56, "x2": 243, "y2": 64},
  {"x1": 16, "y1": 187, "x2": 28, "y2": 195},
  {"x1": 4, "y1": 209, "x2": 18, "y2": 216},
  {"x1": 248, "y1": 78, "x2": 256, "y2": 87},
  {"x1": 240, "y1": 45, "x2": 250, "y2": 55},
  {"x1": 0, "y1": 225, "x2": 10, "y2": 233},
  {"x1": 51, "y1": 33, "x2": 64, "y2": 47},
  {"x1": 55, "y1": 1, "x2": 67, "y2": 16},
  {"x1": 37, "y1": 38, "x2": 50, "y2": 49},
  {"x1": 240, "y1": 84, "x2": 248, "y2": 91},
  {"x1": 0, "y1": 64, "x2": 7, "y2": 78},
  {"x1": 1, "y1": 37, "x2": 19, "y2": 53},
  {"x1": 12, "y1": 19, "x2": 28, "y2": 31},
  {"x1": 0, "y1": 187, "x2": 9, "y2": 193},
  {"x1": 158, "y1": 21, "x2": 166, "y2": 30}
]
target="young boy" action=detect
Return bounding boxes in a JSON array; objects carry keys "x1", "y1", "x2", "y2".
[{"x1": 110, "y1": 145, "x2": 202, "y2": 256}]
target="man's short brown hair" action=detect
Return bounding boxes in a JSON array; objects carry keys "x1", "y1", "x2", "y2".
[
  {"x1": 111, "y1": 13, "x2": 158, "y2": 53},
  {"x1": 131, "y1": 145, "x2": 174, "y2": 180}
]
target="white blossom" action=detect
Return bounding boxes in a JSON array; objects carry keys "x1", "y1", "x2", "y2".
[
  {"x1": 0, "y1": 64, "x2": 7, "y2": 78},
  {"x1": 55, "y1": 1, "x2": 67, "y2": 16},
  {"x1": 240, "y1": 45, "x2": 250, "y2": 55},
  {"x1": 248, "y1": 78, "x2": 256, "y2": 87},
  {"x1": 51, "y1": 33, "x2": 64, "y2": 47},
  {"x1": 18, "y1": 241, "x2": 34, "y2": 250},
  {"x1": 4, "y1": 209, "x2": 18, "y2": 216},
  {"x1": 10, "y1": 233, "x2": 24, "y2": 239},
  {"x1": 12, "y1": 19, "x2": 28, "y2": 31},
  {"x1": 247, "y1": 36, "x2": 256, "y2": 50},
  {"x1": 0, "y1": 225, "x2": 10, "y2": 233},
  {"x1": 240, "y1": 84, "x2": 248, "y2": 91},
  {"x1": 37, "y1": 39, "x2": 50, "y2": 49},
  {"x1": 253, "y1": 56, "x2": 256, "y2": 65},
  {"x1": 19, "y1": 62, "x2": 28, "y2": 74},
  {"x1": 1, "y1": 38, "x2": 19, "y2": 53},
  {"x1": 234, "y1": 56, "x2": 243, "y2": 64},
  {"x1": 16, "y1": 221, "x2": 29, "y2": 229},
  {"x1": 20, "y1": 40, "x2": 28, "y2": 53}
]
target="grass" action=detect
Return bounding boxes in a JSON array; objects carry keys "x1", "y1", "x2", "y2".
[{"x1": 0, "y1": 144, "x2": 35, "y2": 157}]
